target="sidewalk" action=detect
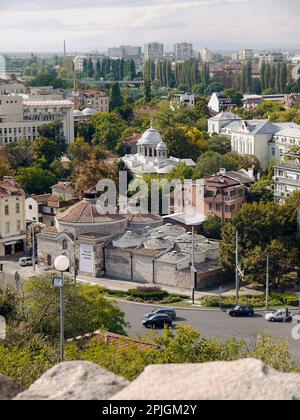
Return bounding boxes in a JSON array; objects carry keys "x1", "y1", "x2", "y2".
[{"x1": 77, "y1": 275, "x2": 263, "y2": 298}]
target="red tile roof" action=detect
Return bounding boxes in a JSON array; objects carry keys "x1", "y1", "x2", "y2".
[{"x1": 56, "y1": 199, "x2": 128, "y2": 224}]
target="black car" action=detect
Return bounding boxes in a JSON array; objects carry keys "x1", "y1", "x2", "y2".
[
  {"x1": 144, "y1": 308, "x2": 177, "y2": 320},
  {"x1": 227, "y1": 306, "x2": 255, "y2": 317},
  {"x1": 143, "y1": 314, "x2": 173, "y2": 329}
]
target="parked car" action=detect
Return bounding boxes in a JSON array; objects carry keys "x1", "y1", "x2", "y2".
[
  {"x1": 143, "y1": 314, "x2": 173, "y2": 329},
  {"x1": 265, "y1": 310, "x2": 292, "y2": 323},
  {"x1": 144, "y1": 308, "x2": 177, "y2": 320},
  {"x1": 227, "y1": 306, "x2": 255, "y2": 317},
  {"x1": 19, "y1": 257, "x2": 34, "y2": 267}
]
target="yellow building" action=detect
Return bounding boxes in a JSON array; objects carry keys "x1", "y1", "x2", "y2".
[{"x1": 0, "y1": 177, "x2": 26, "y2": 257}]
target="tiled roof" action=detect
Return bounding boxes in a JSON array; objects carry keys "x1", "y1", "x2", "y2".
[
  {"x1": 0, "y1": 179, "x2": 24, "y2": 197},
  {"x1": 124, "y1": 133, "x2": 143, "y2": 144},
  {"x1": 56, "y1": 199, "x2": 127, "y2": 224},
  {"x1": 32, "y1": 194, "x2": 52, "y2": 204},
  {"x1": 68, "y1": 331, "x2": 158, "y2": 351},
  {"x1": 127, "y1": 211, "x2": 163, "y2": 224}
]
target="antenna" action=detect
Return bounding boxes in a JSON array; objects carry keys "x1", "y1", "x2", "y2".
[{"x1": 64, "y1": 40, "x2": 66, "y2": 58}]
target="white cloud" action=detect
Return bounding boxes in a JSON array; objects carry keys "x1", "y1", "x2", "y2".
[{"x1": 0, "y1": 0, "x2": 298, "y2": 52}]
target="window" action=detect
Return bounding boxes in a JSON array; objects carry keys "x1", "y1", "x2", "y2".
[
  {"x1": 62, "y1": 239, "x2": 69, "y2": 250},
  {"x1": 5, "y1": 205, "x2": 9, "y2": 216},
  {"x1": 5, "y1": 222, "x2": 9, "y2": 233},
  {"x1": 16, "y1": 203, "x2": 20, "y2": 214}
]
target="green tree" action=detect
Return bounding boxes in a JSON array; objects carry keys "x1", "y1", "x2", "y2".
[
  {"x1": 93, "y1": 112, "x2": 126, "y2": 151},
  {"x1": 24, "y1": 278, "x2": 126, "y2": 339},
  {"x1": 32, "y1": 137, "x2": 62, "y2": 167},
  {"x1": 0, "y1": 155, "x2": 13, "y2": 179},
  {"x1": 38, "y1": 120, "x2": 66, "y2": 151},
  {"x1": 143, "y1": 79, "x2": 152, "y2": 103},
  {"x1": 201, "y1": 215, "x2": 224, "y2": 240},
  {"x1": 194, "y1": 151, "x2": 239, "y2": 178},
  {"x1": 243, "y1": 240, "x2": 297, "y2": 287},
  {"x1": 109, "y1": 82, "x2": 124, "y2": 112},
  {"x1": 4, "y1": 139, "x2": 34, "y2": 170},
  {"x1": 206, "y1": 135, "x2": 232, "y2": 155},
  {"x1": 15, "y1": 167, "x2": 58, "y2": 195}
]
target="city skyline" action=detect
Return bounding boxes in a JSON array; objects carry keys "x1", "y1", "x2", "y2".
[{"x1": 0, "y1": 0, "x2": 299, "y2": 53}]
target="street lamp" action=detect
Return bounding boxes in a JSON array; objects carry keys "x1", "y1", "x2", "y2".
[{"x1": 53, "y1": 255, "x2": 70, "y2": 363}]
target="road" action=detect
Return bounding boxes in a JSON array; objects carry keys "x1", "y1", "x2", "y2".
[{"x1": 117, "y1": 301, "x2": 300, "y2": 360}]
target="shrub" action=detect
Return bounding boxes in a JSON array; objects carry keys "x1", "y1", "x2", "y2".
[
  {"x1": 128, "y1": 288, "x2": 169, "y2": 302},
  {"x1": 283, "y1": 295, "x2": 299, "y2": 307}
]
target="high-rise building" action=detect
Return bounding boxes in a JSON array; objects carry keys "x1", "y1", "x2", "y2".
[
  {"x1": 0, "y1": 55, "x2": 6, "y2": 80},
  {"x1": 241, "y1": 49, "x2": 254, "y2": 60},
  {"x1": 174, "y1": 42, "x2": 193, "y2": 62},
  {"x1": 201, "y1": 48, "x2": 212, "y2": 63},
  {"x1": 144, "y1": 43, "x2": 164, "y2": 62},
  {"x1": 108, "y1": 45, "x2": 142, "y2": 60}
]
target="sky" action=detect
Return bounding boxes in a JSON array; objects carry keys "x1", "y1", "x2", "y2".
[{"x1": 0, "y1": 0, "x2": 299, "y2": 53}]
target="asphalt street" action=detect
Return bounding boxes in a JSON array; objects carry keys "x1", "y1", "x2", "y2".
[{"x1": 117, "y1": 301, "x2": 300, "y2": 360}]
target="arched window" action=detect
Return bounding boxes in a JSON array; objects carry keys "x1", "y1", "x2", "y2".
[{"x1": 62, "y1": 239, "x2": 69, "y2": 250}]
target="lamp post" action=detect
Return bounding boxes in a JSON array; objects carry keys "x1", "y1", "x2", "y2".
[{"x1": 53, "y1": 255, "x2": 70, "y2": 363}]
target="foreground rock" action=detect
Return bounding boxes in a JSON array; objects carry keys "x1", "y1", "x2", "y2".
[
  {"x1": 0, "y1": 375, "x2": 22, "y2": 400},
  {"x1": 112, "y1": 359, "x2": 300, "y2": 401},
  {"x1": 15, "y1": 361, "x2": 129, "y2": 400}
]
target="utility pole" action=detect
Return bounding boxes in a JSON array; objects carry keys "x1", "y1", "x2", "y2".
[
  {"x1": 191, "y1": 225, "x2": 196, "y2": 305},
  {"x1": 265, "y1": 255, "x2": 269, "y2": 309},
  {"x1": 235, "y1": 231, "x2": 239, "y2": 306},
  {"x1": 32, "y1": 227, "x2": 36, "y2": 271}
]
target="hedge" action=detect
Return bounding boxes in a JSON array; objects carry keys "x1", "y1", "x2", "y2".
[{"x1": 128, "y1": 289, "x2": 169, "y2": 302}]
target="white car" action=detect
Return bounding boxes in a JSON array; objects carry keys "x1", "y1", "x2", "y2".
[
  {"x1": 19, "y1": 257, "x2": 34, "y2": 267},
  {"x1": 265, "y1": 310, "x2": 292, "y2": 323}
]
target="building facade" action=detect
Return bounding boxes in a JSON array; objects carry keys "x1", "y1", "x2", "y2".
[
  {"x1": 144, "y1": 43, "x2": 164, "y2": 62},
  {"x1": 37, "y1": 191, "x2": 221, "y2": 290},
  {"x1": 208, "y1": 92, "x2": 234, "y2": 114},
  {"x1": 274, "y1": 162, "x2": 300, "y2": 203},
  {"x1": 23, "y1": 100, "x2": 74, "y2": 144},
  {"x1": 0, "y1": 177, "x2": 26, "y2": 257},
  {"x1": 174, "y1": 43, "x2": 193, "y2": 62}
]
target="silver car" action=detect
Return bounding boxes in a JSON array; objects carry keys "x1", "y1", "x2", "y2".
[{"x1": 19, "y1": 257, "x2": 34, "y2": 267}]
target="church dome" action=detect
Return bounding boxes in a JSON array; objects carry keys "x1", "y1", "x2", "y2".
[
  {"x1": 156, "y1": 141, "x2": 168, "y2": 151},
  {"x1": 82, "y1": 107, "x2": 98, "y2": 116},
  {"x1": 73, "y1": 110, "x2": 83, "y2": 117},
  {"x1": 138, "y1": 127, "x2": 163, "y2": 146}
]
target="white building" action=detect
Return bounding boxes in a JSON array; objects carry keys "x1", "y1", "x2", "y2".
[
  {"x1": 208, "y1": 92, "x2": 233, "y2": 113},
  {"x1": 144, "y1": 43, "x2": 164, "y2": 62},
  {"x1": 241, "y1": 49, "x2": 254, "y2": 60},
  {"x1": 174, "y1": 43, "x2": 193, "y2": 62},
  {"x1": 123, "y1": 126, "x2": 195, "y2": 176},
  {"x1": 231, "y1": 120, "x2": 300, "y2": 171},
  {"x1": 0, "y1": 55, "x2": 6, "y2": 80},
  {"x1": 208, "y1": 112, "x2": 242, "y2": 135},
  {"x1": 108, "y1": 46, "x2": 142, "y2": 62},
  {"x1": 200, "y1": 48, "x2": 212, "y2": 63},
  {"x1": 208, "y1": 112, "x2": 300, "y2": 171},
  {"x1": 0, "y1": 95, "x2": 41, "y2": 144},
  {"x1": 23, "y1": 100, "x2": 74, "y2": 144},
  {"x1": 74, "y1": 54, "x2": 105, "y2": 72},
  {"x1": 257, "y1": 52, "x2": 285, "y2": 67},
  {"x1": 170, "y1": 93, "x2": 195, "y2": 110},
  {"x1": 274, "y1": 162, "x2": 300, "y2": 203}
]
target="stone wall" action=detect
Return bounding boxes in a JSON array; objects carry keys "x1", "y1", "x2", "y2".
[{"x1": 9, "y1": 359, "x2": 300, "y2": 400}]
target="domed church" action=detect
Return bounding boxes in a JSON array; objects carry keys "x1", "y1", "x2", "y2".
[{"x1": 123, "y1": 126, "x2": 196, "y2": 176}]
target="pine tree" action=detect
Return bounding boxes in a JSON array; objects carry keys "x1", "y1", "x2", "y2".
[
  {"x1": 109, "y1": 82, "x2": 123, "y2": 111},
  {"x1": 143, "y1": 79, "x2": 152, "y2": 103}
]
